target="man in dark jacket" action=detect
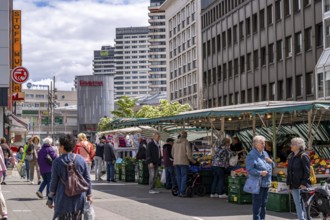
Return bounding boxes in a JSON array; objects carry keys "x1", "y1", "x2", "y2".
[
  {"x1": 104, "y1": 139, "x2": 116, "y2": 182},
  {"x1": 163, "y1": 138, "x2": 176, "y2": 189},
  {"x1": 136, "y1": 137, "x2": 147, "y2": 160},
  {"x1": 146, "y1": 133, "x2": 161, "y2": 194},
  {"x1": 94, "y1": 136, "x2": 105, "y2": 181}
]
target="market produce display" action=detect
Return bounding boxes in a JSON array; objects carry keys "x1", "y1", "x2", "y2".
[{"x1": 310, "y1": 152, "x2": 330, "y2": 175}]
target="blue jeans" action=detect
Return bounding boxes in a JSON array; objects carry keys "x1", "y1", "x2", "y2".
[
  {"x1": 175, "y1": 165, "x2": 188, "y2": 195},
  {"x1": 24, "y1": 159, "x2": 30, "y2": 180},
  {"x1": 38, "y1": 172, "x2": 52, "y2": 196},
  {"x1": 165, "y1": 166, "x2": 177, "y2": 189},
  {"x1": 106, "y1": 161, "x2": 115, "y2": 181},
  {"x1": 252, "y1": 187, "x2": 269, "y2": 220},
  {"x1": 291, "y1": 189, "x2": 306, "y2": 220},
  {"x1": 211, "y1": 166, "x2": 226, "y2": 195}
]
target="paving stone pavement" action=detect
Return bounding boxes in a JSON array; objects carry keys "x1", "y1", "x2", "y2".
[{"x1": 2, "y1": 169, "x2": 299, "y2": 220}]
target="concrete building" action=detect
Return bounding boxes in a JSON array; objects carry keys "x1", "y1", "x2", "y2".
[
  {"x1": 114, "y1": 27, "x2": 150, "y2": 99},
  {"x1": 20, "y1": 86, "x2": 77, "y2": 138},
  {"x1": 160, "y1": 0, "x2": 203, "y2": 110},
  {"x1": 76, "y1": 74, "x2": 115, "y2": 135},
  {"x1": 148, "y1": 0, "x2": 167, "y2": 94},
  {"x1": 93, "y1": 46, "x2": 116, "y2": 76},
  {"x1": 201, "y1": 0, "x2": 323, "y2": 108}
]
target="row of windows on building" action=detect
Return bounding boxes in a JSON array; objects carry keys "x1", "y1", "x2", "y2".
[
  {"x1": 202, "y1": 0, "x2": 315, "y2": 29},
  {"x1": 168, "y1": 0, "x2": 196, "y2": 34},
  {"x1": 22, "y1": 102, "x2": 69, "y2": 108},
  {"x1": 116, "y1": 66, "x2": 149, "y2": 70},
  {"x1": 205, "y1": 73, "x2": 314, "y2": 108},
  {"x1": 170, "y1": 71, "x2": 198, "y2": 91},
  {"x1": 116, "y1": 91, "x2": 148, "y2": 95},
  {"x1": 170, "y1": 47, "x2": 197, "y2": 71},
  {"x1": 120, "y1": 35, "x2": 148, "y2": 39},
  {"x1": 115, "y1": 75, "x2": 148, "y2": 80},
  {"x1": 115, "y1": 81, "x2": 149, "y2": 85},
  {"x1": 115, "y1": 71, "x2": 148, "y2": 75},
  {"x1": 117, "y1": 45, "x2": 148, "y2": 49},
  {"x1": 170, "y1": 84, "x2": 198, "y2": 100},
  {"x1": 115, "y1": 50, "x2": 149, "y2": 54}
]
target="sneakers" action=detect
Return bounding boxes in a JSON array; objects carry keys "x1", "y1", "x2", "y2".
[
  {"x1": 219, "y1": 194, "x2": 228, "y2": 199},
  {"x1": 36, "y1": 191, "x2": 43, "y2": 199},
  {"x1": 149, "y1": 190, "x2": 160, "y2": 194},
  {"x1": 210, "y1": 193, "x2": 219, "y2": 198}
]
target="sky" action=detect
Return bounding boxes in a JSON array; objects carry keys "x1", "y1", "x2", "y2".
[{"x1": 14, "y1": 0, "x2": 150, "y2": 90}]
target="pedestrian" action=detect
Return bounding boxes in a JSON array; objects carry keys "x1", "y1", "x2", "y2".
[
  {"x1": 0, "y1": 138, "x2": 12, "y2": 185},
  {"x1": 136, "y1": 137, "x2": 147, "y2": 160},
  {"x1": 230, "y1": 136, "x2": 244, "y2": 158},
  {"x1": 246, "y1": 135, "x2": 274, "y2": 220},
  {"x1": 0, "y1": 142, "x2": 8, "y2": 219},
  {"x1": 74, "y1": 133, "x2": 95, "y2": 173},
  {"x1": 26, "y1": 136, "x2": 42, "y2": 185},
  {"x1": 22, "y1": 137, "x2": 32, "y2": 182},
  {"x1": 47, "y1": 134, "x2": 92, "y2": 220},
  {"x1": 94, "y1": 136, "x2": 106, "y2": 181},
  {"x1": 36, "y1": 137, "x2": 57, "y2": 199},
  {"x1": 210, "y1": 138, "x2": 234, "y2": 199},
  {"x1": 104, "y1": 138, "x2": 116, "y2": 182},
  {"x1": 287, "y1": 137, "x2": 310, "y2": 220},
  {"x1": 172, "y1": 131, "x2": 196, "y2": 197},
  {"x1": 146, "y1": 132, "x2": 162, "y2": 194},
  {"x1": 162, "y1": 138, "x2": 176, "y2": 190}
]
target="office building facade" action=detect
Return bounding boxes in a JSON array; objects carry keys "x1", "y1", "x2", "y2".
[
  {"x1": 114, "y1": 27, "x2": 150, "y2": 98},
  {"x1": 201, "y1": 0, "x2": 323, "y2": 108},
  {"x1": 93, "y1": 46, "x2": 115, "y2": 76},
  {"x1": 160, "y1": 0, "x2": 203, "y2": 109},
  {"x1": 148, "y1": 0, "x2": 167, "y2": 94}
]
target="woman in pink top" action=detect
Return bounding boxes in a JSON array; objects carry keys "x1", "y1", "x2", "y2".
[
  {"x1": 74, "y1": 133, "x2": 95, "y2": 173},
  {"x1": 0, "y1": 142, "x2": 8, "y2": 219}
]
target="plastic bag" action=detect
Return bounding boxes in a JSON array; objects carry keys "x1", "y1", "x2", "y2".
[
  {"x1": 160, "y1": 169, "x2": 166, "y2": 184},
  {"x1": 84, "y1": 201, "x2": 95, "y2": 220},
  {"x1": 229, "y1": 155, "x2": 238, "y2": 167}
]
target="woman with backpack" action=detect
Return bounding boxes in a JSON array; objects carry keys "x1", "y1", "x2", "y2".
[
  {"x1": 287, "y1": 137, "x2": 310, "y2": 220},
  {"x1": 36, "y1": 137, "x2": 57, "y2": 199},
  {"x1": 74, "y1": 133, "x2": 95, "y2": 174},
  {"x1": 47, "y1": 134, "x2": 92, "y2": 220}
]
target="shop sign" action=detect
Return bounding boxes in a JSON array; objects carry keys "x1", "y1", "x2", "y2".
[{"x1": 79, "y1": 80, "x2": 103, "y2": 87}]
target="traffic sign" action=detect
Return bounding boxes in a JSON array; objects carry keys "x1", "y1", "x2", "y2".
[
  {"x1": 11, "y1": 66, "x2": 29, "y2": 84},
  {"x1": 12, "y1": 92, "x2": 25, "y2": 101}
]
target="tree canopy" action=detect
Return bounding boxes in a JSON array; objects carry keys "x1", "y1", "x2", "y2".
[
  {"x1": 111, "y1": 96, "x2": 138, "y2": 118},
  {"x1": 97, "y1": 117, "x2": 112, "y2": 131}
]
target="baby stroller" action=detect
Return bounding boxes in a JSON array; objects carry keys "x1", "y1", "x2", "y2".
[
  {"x1": 172, "y1": 167, "x2": 206, "y2": 197},
  {"x1": 16, "y1": 162, "x2": 26, "y2": 179}
]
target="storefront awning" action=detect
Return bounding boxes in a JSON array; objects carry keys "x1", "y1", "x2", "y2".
[{"x1": 315, "y1": 49, "x2": 330, "y2": 73}]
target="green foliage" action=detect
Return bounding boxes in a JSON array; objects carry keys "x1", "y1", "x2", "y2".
[
  {"x1": 111, "y1": 96, "x2": 138, "y2": 118},
  {"x1": 136, "y1": 99, "x2": 191, "y2": 118},
  {"x1": 97, "y1": 117, "x2": 112, "y2": 131}
]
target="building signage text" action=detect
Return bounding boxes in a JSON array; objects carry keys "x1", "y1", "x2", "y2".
[{"x1": 79, "y1": 80, "x2": 103, "y2": 87}]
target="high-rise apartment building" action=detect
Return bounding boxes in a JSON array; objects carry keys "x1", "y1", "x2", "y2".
[
  {"x1": 201, "y1": 0, "x2": 323, "y2": 108},
  {"x1": 114, "y1": 27, "x2": 150, "y2": 98},
  {"x1": 148, "y1": 0, "x2": 167, "y2": 94},
  {"x1": 93, "y1": 46, "x2": 115, "y2": 76},
  {"x1": 160, "y1": 0, "x2": 203, "y2": 110}
]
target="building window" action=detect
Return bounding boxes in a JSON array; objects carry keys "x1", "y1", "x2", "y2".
[
  {"x1": 223, "y1": 63, "x2": 227, "y2": 80},
  {"x1": 212, "y1": 37, "x2": 216, "y2": 54},
  {"x1": 217, "y1": 65, "x2": 221, "y2": 82},
  {"x1": 296, "y1": 75, "x2": 303, "y2": 97},
  {"x1": 247, "y1": 53, "x2": 251, "y2": 71},
  {"x1": 234, "y1": 59, "x2": 238, "y2": 76},
  {"x1": 260, "y1": 9, "x2": 265, "y2": 29},
  {"x1": 233, "y1": 25, "x2": 238, "y2": 44},
  {"x1": 239, "y1": 21, "x2": 244, "y2": 39},
  {"x1": 267, "y1": 5, "x2": 273, "y2": 25},
  {"x1": 247, "y1": 89, "x2": 252, "y2": 103},
  {"x1": 261, "y1": 47, "x2": 266, "y2": 66},
  {"x1": 222, "y1": 32, "x2": 226, "y2": 49},
  {"x1": 317, "y1": 73, "x2": 324, "y2": 98},
  {"x1": 246, "y1": 17, "x2": 251, "y2": 36},
  {"x1": 255, "y1": 87, "x2": 259, "y2": 102},
  {"x1": 253, "y1": 50, "x2": 259, "y2": 69},
  {"x1": 212, "y1": 68, "x2": 216, "y2": 83},
  {"x1": 235, "y1": 92, "x2": 239, "y2": 104},
  {"x1": 293, "y1": 0, "x2": 301, "y2": 12},
  {"x1": 240, "y1": 56, "x2": 245, "y2": 74},
  {"x1": 241, "y1": 91, "x2": 246, "y2": 104},
  {"x1": 287, "y1": 77, "x2": 293, "y2": 98},
  {"x1": 228, "y1": 61, "x2": 233, "y2": 78},
  {"x1": 207, "y1": 40, "x2": 211, "y2": 56},
  {"x1": 284, "y1": 0, "x2": 291, "y2": 16},
  {"x1": 252, "y1": 13, "x2": 258, "y2": 33},
  {"x1": 285, "y1": 36, "x2": 292, "y2": 57},
  {"x1": 278, "y1": 80, "x2": 284, "y2": 100},
  {"x1": 276, "y1": 40, "x2": 283, "y2": 61},
  {"x1": 261, "y1": 85, "x2": 267, "y2": 101},
  {"x1": 275, "y1": 0, "x2": 282, "y2": 21},
  {"x1": 269, "y1": 83, "x2": 275, "y2": 100},
  {"x1": 268, "y1": 43, "x2": 274, "y2": 63},
  {"x1": 316, "y1": 22, "x2": 323, "y2": 47},
  {"x1": 228, "y1": 29, "x2": 232, "y2": 46},
  {"x1": 304, "y1": 0, "x2": 311, "y2": 7},
  {"x1": 305, "y1": 28, "x2": 312, "y2": 51},
  {"x1": 306, "y1": 72, "x2": 314, "y2": 95},
  {"x1": 217, "y1": 34, "x2": 221, "y2": 51},
  {"x1": 295, "y1": 32, "x2": 302, "y2": 53},
  {"x1": 229, "y1": 94, "x2": 234, "y2": 105}
]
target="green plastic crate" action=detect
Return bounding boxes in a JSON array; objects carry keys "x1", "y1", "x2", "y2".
[
  {"x1": 228, "y1": 176, "x2": 247, "y2": 186},
  {"x1": 277, "y1": 175, "x2": 287, "y2": 183},
  {"x1": 266, "y1": 192, "x2": 290, "y2": 212},
  {"x1": 228, "y1": 193, "x2": 252, "y2": 204}
]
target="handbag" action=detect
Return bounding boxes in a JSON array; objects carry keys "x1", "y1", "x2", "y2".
[
  {"x1": 45, "y1": 149, "x2": 53, "y2": 165},
  {"x1": 243, "y1": 175, "x2": 262, "y2": 194},
  {"x1": 160, "y1": 169, "x2": 166, "y2": 184},
  {"x1": 26, "y1": 153, "x2": 34, "y2": 161}
]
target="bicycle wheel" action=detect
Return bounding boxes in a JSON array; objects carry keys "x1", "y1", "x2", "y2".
[
  {"x1": 306, "y1": 196, "x2": 327, "y2": 220},
  {"x1": 195, "y1": 185, "x2": 206, "y2": 197},
  {"x1": 186, "y1": 186, "x2": 193, "y2": 197}
]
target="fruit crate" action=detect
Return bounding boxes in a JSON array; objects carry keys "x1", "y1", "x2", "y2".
[
  {"x1": 228, "y1": 176, "x2": 247, "y2": 186},
  {"x1": 138, "y1": 176, "x2": 149, "y2": 185},
  {"x1": 228, "y1": 176, "x2": 248, "y2": 195},
  {"x1": 121, "y1": 172, "x2": 135, "y2": 182},
  {"x1": 277, "y1": 175, "x2": 287, "y2": 183},
  {"x1": 228, "y1": 193, "x2": 252, "y2": 204},
  {"x1": 266, "y1": 192, "x2": 290, "y2": 212},
  {"x1": 115, "y1": 163, "x2": 122, "y2": 181}
]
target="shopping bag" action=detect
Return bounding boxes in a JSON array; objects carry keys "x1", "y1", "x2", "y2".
[
  {"x1": 229, "y1": 155, "x2": 238, "y2": 166},
  {"x1": 160, "y1": 169, "x2": 166, "y2": 184},
  {"x1": 243, "y1": 175, "x2": 261, "y2": 194},
  {"x1": 84, "y1": 201, "x2": 95, "y2": 220}
]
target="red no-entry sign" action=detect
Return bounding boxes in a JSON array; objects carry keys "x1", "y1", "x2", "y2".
[{"x1": 11, "y1": 66, "x2": 29, "y2": 84}]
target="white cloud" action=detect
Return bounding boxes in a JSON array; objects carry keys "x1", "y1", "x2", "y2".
[{"x1": 14, "y1": 0, "x2": 149, "y2": 90}]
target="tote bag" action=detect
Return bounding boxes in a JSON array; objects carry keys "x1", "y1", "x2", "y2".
[{"x1": 243, "y1": 175, "x2": 261, "y2": 194}]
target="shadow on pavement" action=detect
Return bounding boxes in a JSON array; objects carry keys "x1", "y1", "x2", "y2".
[
  {"x1": 92, "y1": 182, "x2": 296, "y2": 219},
  {"x1": 8, "y1": 198, "x2": 40, "y2": 201}
]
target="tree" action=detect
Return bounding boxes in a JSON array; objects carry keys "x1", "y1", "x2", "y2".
[
  {"x1": 136, "y1": 99, "x2": 192, "y2": 118},
  {"x1": 97, "y1": 117, "x2": 112, "y2": 131},
  {"x1": 111, "y1": 96, "x2": 138, "y2": 118}
]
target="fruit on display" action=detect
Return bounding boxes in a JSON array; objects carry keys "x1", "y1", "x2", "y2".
[
  {"x1": 309, "y1": 152, "x2": 330, "y2": 175},
  {"x1": 277, "y1": 161, "x2": 288, "y2": 168},
  {"x1": 278, "y1": 171, "x2": 285, "y2": 175},
  {"x1": 232, "y1": 168, "x2": 248, "y2": 176}
]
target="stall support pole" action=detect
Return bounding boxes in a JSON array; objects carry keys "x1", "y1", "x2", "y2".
[
  {"x1": 210, "y1": 119, "x2": 214, "y2": 145},
  {"x1": 308, "y1": 110, "x2": 312, "y2": 148},
  {"x1": 272, "y1": 112, "x2": 277, "y2": 160},
  {"x1": 252, "y1": 116, "x2": 256, "y2": 137},
  {"x1": 221, "y1": 117, "x2": 225, "y2": 139}
]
